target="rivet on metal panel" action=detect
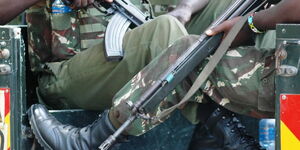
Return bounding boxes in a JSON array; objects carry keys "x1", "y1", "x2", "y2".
[
  {"x1": 0, "y1": 49, "x2": 10, "y2": 59},
  {"x1": 1, "y1": 31, "x2": 5, "y2": 40},
  {"x1": 0, "y1": 64, "x2": 11, "y2": 75},
  {"x1": 0, "y1": 41, "x2": 6, "y2": 47},
  {"x1": 282, "y1": 40, "x2": 287, "y2": 45},
  {"x1": 281, "y1": 95, "x2": 286, "y2": 100}
]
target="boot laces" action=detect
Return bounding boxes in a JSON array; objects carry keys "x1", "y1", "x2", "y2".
[
  {"x1": 225, "y1": 114, "x2": 262, "y2": 149},
  {"x1": 62, "y1": 124, "x2": 78, "y2": 132}
]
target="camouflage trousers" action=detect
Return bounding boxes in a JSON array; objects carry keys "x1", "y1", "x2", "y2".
[
  {"x1": 111, "y1": 0, "x2": 276, "y2": 135},
  {"x1": 111, "y1": 34, "x2": 276, "y2": 136},
  {"x1": 38, "y1": 0, "x2": 276, "y2": 136}
]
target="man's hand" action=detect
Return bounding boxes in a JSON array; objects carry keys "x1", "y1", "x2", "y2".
[
  {"x1": 205, "y1": 16, "x2": 254, "y2": 48},
  {"x1": 167, "y1": 0, "x2": 209, "y2": 25},
  {"x1": 0, "y1": 0, "x2": 41, "y2": 25},
  {"x1": 168, "y1": 6, "x2": 192, "y2": 25},
  {"x1": 205, "y1": 0, "x2": 300, "y2": 48},
  {"x1": 70, "y1": 0, "x2": 94, "y2": 8}
]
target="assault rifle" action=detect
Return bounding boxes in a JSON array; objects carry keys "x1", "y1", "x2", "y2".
[
  {"x1": 98, "y1": 0, "x2": 267, "y2": 149},
  {"x1": 63, "y1": 0, "x2": 151, "y2": 61}
]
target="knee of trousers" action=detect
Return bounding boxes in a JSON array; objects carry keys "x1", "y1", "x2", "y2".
[
  {"x1": 146, "y1": 15, "x2": 189, "y2": 54},
  {"x1": 152, "y1": 15, "x2": 188, "y2": 36},
  {"x1": 123, "y1": 14, "x2": 189, "y2": 62},
  {"x1": 153, "y1": 15, "x2": 182, "y2": 26},
  {"x1": 110, "y1": 101, "x2": 132, "y2": 125}
]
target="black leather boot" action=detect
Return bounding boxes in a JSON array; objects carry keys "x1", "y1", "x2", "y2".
[
  {"x1": 189, "y1": 107, "x2": 262, "y2": 150},
  {"x1": 28, "y1": 104, "x2": 122, "y2": 150}
]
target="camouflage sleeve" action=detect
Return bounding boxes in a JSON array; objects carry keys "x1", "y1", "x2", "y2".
[
  {"x1": 27, "y1": 0, "x2": 153, "y2": 72},
  {"x1": 26, "y1": 1, "x2": 52, "y2": 72}
]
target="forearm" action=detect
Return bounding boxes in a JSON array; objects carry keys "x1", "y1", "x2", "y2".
[
  {"x1": 168, "y1": 0, "x2": 210, "y2": 24},
  {"x1": 0, "y1": 0, "x2": 40, "y2": 25},
  {"x1": 176, "y1": 0, "x2": 209, "y2": 15},
  {"x1": 253, "y1": 0, "x2": 300, "y2": 30}
]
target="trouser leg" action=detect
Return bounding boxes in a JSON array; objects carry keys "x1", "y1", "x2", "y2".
[
  {"x1": 110, "y1": 0, "x2": 276, "y2": 136},
  {"x1": 109, "y1": 0, "x2": 238, "y2": 136},
  {"x1": 38, "y1": 15, "x2": 188, "y2": 110}
]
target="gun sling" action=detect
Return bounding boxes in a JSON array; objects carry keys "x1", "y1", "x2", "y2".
[{"x1": 154, "y1": 3, "x2": 264, "y2": 122}]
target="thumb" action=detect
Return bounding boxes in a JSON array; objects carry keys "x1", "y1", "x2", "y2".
[
  {"x1": 205, "y1": 29, "x2": 216, "y2": 36},
  {"x1": 205, "y1": 22, "x2": 227, "y2": 36}
]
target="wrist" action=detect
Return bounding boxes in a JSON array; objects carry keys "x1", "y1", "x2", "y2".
[
  {"x1": 174, "y1": 4, "x2": 193, "y2": 16},
  {"x1": 247, "y1": 13, "x2": 264, "y2": 34},
  {"x1": 168, "y1": 6, "x2": 192, "y2": 24},
  {"x1": 177, "y1": 2, "x2": 193, "y2": 10}
]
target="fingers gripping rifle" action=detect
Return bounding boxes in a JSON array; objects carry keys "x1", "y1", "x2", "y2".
[
  {"x1": 63, "y1": 0, "x2": 151, "y2": 61},
  {"x1": 99, "y1": 0, "x2": 267, "y2": 149}
]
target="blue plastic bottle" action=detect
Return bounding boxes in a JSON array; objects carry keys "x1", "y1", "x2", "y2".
[
  {"x1": 259, "y1": 119, "x2": 275, "y2": 150},
  {"x1": 52, "y1": 0, "x2": 72, "y2": 14}
]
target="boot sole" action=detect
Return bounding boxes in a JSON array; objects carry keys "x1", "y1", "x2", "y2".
[{"x1": 28, "y1": 105, "x2": 53, "y2": 150}]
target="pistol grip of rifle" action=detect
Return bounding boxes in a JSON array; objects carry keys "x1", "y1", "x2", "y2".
[{"x1": 104, "y1": 12, "x2": 131, "y2": 61}]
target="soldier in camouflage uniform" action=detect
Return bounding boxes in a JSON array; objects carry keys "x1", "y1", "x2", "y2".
[
  {"x1": 27, "y1": 0, "x2": 291, "y2": 149},
  {"x1": 25, "y1": 1, "x2": 257, "y2": 149}
]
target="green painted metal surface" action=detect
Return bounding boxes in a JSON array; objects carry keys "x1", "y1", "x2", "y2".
[
  {"x1": 0, "y1": 26, "x2": 27, "y2": 150},
  {"x1": 275, "y1": 24, "x2": 300, "y2": 150}
]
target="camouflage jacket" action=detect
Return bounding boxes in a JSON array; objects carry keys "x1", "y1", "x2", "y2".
[{"x1": 26, "y1": 0, "x2": 152, "y2": 72}]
